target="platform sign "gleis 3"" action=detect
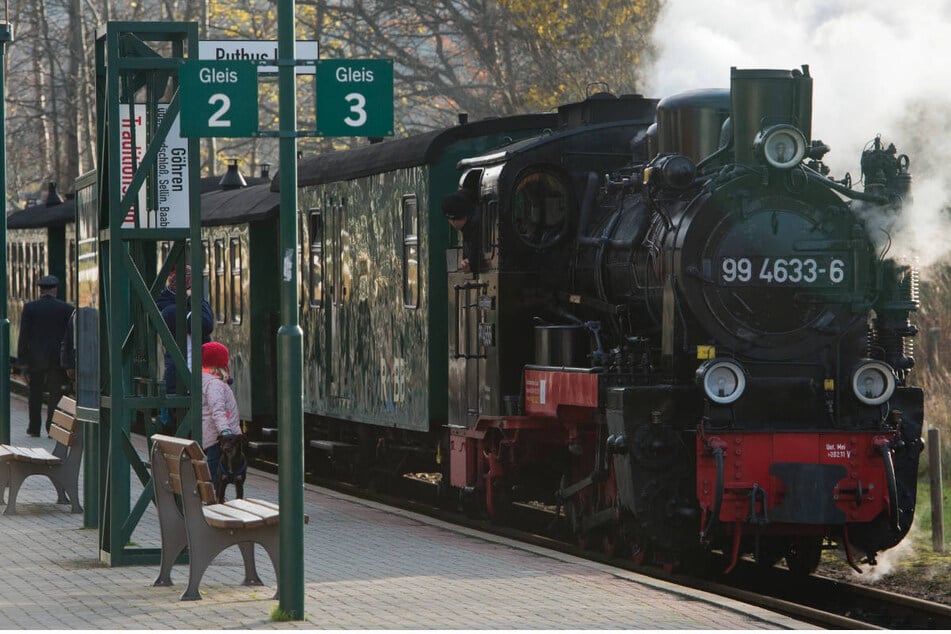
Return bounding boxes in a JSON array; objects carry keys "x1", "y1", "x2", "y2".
[
  {"x1": 180, "y1": 60, "x2": 258, "y2": 138},
  {"x1": 316, "y1": 59, "x2": 394, "y2": 137}
]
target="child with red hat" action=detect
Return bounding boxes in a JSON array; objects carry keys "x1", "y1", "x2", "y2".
[{"x1": 201, "y1": 341, "x2": 242, "y2": 482}]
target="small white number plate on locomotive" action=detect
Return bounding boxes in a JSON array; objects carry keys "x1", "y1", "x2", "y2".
[{"x1": 718, "y1": 255, "x2": 848, "y2": 287}]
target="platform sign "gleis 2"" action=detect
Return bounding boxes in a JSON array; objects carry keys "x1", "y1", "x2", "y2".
[
  {"x1": 180, "y1": 60, "x2": 258, "y2": 138},
  {"x1": 316, "y1": 59, "x2": 393, "y2": 137}
]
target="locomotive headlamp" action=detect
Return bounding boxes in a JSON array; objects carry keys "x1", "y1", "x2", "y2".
[
  {"x1": 696, "y1": 359, "x2": 747, "y2": 405},
  {"x1": 851, "y1": 360, "x2": 897, "y2": 406},
  {"x1": 754, "y1": 124, "x2": 807, "y2": 169}
]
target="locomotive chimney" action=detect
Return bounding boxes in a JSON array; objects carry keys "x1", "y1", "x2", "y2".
[
  {"x1": 730, "y1": 65, "x2": 813, "y2": 165},
  {"x1": 45, "y1": 181, "x2": 65, "y2": 207},
  {"x1": 219, "y1": 158, "x2": 247, "y2": 190}
]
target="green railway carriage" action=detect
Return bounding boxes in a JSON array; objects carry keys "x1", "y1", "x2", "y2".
[{"x1": 291, "y1": 113, "x2": 556, "y2": 438}]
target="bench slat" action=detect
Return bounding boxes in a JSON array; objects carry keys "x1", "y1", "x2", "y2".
[
  {"x1": 152, "y1": 435, "x2": 205, "y2": 461},
  {"x1": 163, "y1": 451, "x2": 182, "y2": 478},
  {"x1": 225, "y1": 498, "x2": 280, "y2": 525},
  {"x1": 167, "y1": 472, "x2": 183, "y2": 495},
  {"x1": 202, "y1": 506, "x2": 248, "y2": 528},
  {"x1": 164, "y1": 472, "x2": 216, "y2": 503},
  {"x1": 51, "y1": 408, "x2": 77, "y2": 432},
  {"x1": 246, "y1": 498, "x2": 279, "y2": 512},
  {"x1": 197, "y1": 481, "x2": 217, "y2": 505},
  {"x1": 203, "y1": 503, "x2": 266, "y2": 528},
  {"x1": 56, "y1": 396, "x2": 76, "y2": 417},
  {"x1": 10, "y1": 447, "x2": 61, "y2": 464},
  {"x1": 192, "y1": 459, "x2": 213, "y2": 484},
  {"x1": 49, "y1": 424, "x2": 74, "y2": 447}
]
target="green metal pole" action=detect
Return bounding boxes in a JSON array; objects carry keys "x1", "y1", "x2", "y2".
[
  {"x1": 277, "y1": 0, "x2": 305, "y2": 619},
  {"x1": 0, "y1": 23, "x2": 12, "y2": 445}
]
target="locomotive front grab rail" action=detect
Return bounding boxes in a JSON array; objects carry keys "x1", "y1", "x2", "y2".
[{"x1": 875, "y1": 436, "x2": 902, "y2": 534}]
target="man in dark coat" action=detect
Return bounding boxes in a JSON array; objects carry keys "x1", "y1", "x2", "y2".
[
  {"x1": 155, "y1": 265, "x2": 214, "y2": 421},
  {"x1": 442, "y1": 189, "x2": 483, "y2": 274},
  {"x1": 17, "y1": 275, "x2": 74, "y2": 436}
]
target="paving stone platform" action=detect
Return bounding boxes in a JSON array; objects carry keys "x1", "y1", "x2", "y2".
[{"x1": 0, "y1": 394, "x2": 815, "y2": 629}]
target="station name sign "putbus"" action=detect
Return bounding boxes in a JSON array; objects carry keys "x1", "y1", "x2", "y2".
[{"x1": 198, "y1": 40, "x2": 318, "y2": 74}]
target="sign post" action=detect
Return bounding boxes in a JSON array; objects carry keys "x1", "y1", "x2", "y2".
[
  {"x1": 175, "y1": 31, "x2": 394, "y2": 622},
  {"x1": 276, "y1": 0, "x2": 305, "y2": 620}
]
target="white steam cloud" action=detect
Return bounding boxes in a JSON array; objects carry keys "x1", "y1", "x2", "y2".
[{"x1": 644, "y1": 0, "x2": 951, "y2": 266}]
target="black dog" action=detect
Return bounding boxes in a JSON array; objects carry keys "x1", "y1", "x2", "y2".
[{"x1": 215, "y1": 433, "x2": 247, "y2": 503}]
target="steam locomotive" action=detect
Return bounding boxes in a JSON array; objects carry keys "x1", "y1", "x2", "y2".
[{"x1": 446, "y1": 65, "x2": 923, "y2": 573}]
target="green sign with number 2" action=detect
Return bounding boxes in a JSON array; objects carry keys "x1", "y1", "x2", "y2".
[
  {"x1": 316, "y1": 59, "x2": 393, "y2": 137},
  {"x1": 180, "y1": 60, "x2": 258, "y2": 138}
]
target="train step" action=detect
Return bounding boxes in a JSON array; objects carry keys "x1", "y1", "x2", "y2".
[
  {"x1": 309, "y1": 439, "x2": 358, "y2": 456},
  {"x1": 247, "y1": 440, "x2": 278, "y2": 456},
  {"x1": 260, "y1": 427, "x2": 278, "y2": 440}
]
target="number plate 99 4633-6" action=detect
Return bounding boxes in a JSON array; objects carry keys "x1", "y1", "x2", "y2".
[{"x1": 717, "y1": 255, "x2": 848, "y2": 287}]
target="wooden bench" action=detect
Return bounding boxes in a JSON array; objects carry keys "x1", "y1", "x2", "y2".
[
  {"x1": 150, "y1": 433, "x2": 282, "y2": 601},
  {"x1": 0, "y1": 396, "x2": 82, "y2": 515}
]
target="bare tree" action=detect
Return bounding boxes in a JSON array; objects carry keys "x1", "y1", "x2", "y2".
[{"x1": 1, "y1": 0, "x2": 660, "y2": 207}]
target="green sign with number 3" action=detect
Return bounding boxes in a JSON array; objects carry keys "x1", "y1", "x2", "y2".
[
  {"x1": 180, "y1": 60, "x2": 258, "y2": 138},
  {"x1": 316, "y1": 59, "x2": 394, "y2": 137}
]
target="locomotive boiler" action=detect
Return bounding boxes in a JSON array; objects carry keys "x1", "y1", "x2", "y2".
[{"x1": 448, "y1": 66, "x2": 923, "y2": 574}]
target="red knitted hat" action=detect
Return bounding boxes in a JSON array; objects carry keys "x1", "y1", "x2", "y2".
[{"x1": 202, "y1": 341, "x2": 229, "y2": 369}]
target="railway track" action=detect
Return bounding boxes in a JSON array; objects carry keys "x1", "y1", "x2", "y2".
[{"x1": 297, "y1": 467, "x2": 951, "y2": 630}]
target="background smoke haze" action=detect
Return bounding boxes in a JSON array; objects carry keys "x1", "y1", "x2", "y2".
[{"x1": 644, "y1": 0, "x2": 951, "y2": 266}]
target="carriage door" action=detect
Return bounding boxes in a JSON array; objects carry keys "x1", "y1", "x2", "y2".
[
  {"x1": 450, "y1": 280, "x2": 490, "y2": 427},
  {"x1": 326, "y1": 198, "x2": 352, "y2": 401}
]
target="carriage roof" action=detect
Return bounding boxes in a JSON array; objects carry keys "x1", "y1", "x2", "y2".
[
  {"x1": 7, "y1": 198, "x2": 75, "y2": 229},
  {"x1": 278, "y1": 113, "x2": 557, "y2": 189}
]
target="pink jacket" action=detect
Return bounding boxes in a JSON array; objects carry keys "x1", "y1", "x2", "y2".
[{"x1": 201, "y1": 371, "x2": 241, "y2": 449}]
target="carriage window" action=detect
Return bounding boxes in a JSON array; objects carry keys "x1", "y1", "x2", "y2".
[
  {"x1": 229, "y1": 238, "x2": 242, "y2": 324},
  {"x1": 32, "y1": 243, "x2": 41, "y2": 298},
  {"x1": 202, "y1": 240, "x2": 211, "y2": 301},
  {"x1": 67, "y1": 239, "x2": 76, "y2": 303},
  {"x1": 214, "y1": 238, "x2": 226, "y2": 324},
  {"x1": 18, "y1": 243, "x2": 25, "y2": 299},
  {"x1": 482, "y1": 198, "x2": 499, "y2": 257},
  {"x1": 308, "y1": 209, "x2": 323, "y2": 308},
  {"x1": 337, "y1": 202, "x2": 351, "y2": 305},
  {"x1": 39, "y1": 244, "x2": 46, "y2": 293},
  {"x1": 12, "y1": 242, "x2": 19, "y2": 299},
  {"x1": 401, "y1": 195, "x2": 419, "y2": 308},
  {"x1": 511, "y1": 170, "x2": 572, "y2": 249}
]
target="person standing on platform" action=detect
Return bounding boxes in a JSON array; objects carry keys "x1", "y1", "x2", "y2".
[
  {"x1": 17, "y1": 275, "x2": 74, "y2": 437},
  {"x1": 156, "y1": 264, "x2": 214, "y2": 426},
  {"x1": 200, "y1": 341, "x2": 241, "y2": 482}
]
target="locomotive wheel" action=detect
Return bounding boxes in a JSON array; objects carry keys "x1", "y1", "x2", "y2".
[
  {"x1": 629, "y1": 542, "x2": 648, "y2": 566},
  {"x1": 784, "y1": 537, "x2": 823, "y2": 575},
  {"x1": 486, "y1": 481, "x2": 513, "y2": 524},
  {"x1": 602, "y1": 526, "x2": 628, "y2": 558},
  {"x1": 458, "y1": 488, "x2": 484, "y2": 519},
  {"x1": 565, "y1": 500, "x2": 594, "y2": 550},
  {"x1": 755, "y1": 538, "x2": 787, "y2": 569}
]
